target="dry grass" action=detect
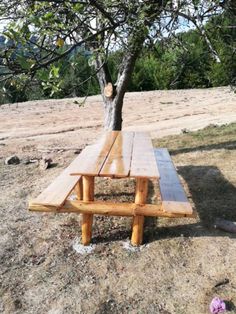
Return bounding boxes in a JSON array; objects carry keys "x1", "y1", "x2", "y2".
[
  {"x1": 0, "y1": 123, "x2": 236, "y2": 314},
  {"x1": 153, "y1": 123, "x2": 236, "y2": 227}
]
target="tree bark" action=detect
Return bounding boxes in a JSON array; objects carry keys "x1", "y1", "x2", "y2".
[
  {"x1": 103, "y1": 97, "x2": 123, "y2": 130},
  {"x1": 195, "y1": 22, "x2": 221, "y2": 63},
  {"x1": 176, "y1": 10, "x2": 221, "y2": 63},
  {"x1": 95, "y1": 48, "x2": 141, "y2": 130},
  {"x1": 91, "y1": 3, "x2": 157, "y2": 131},
  {"x1": 95, "y1": 58, "x2": 122, "y2": 130}
]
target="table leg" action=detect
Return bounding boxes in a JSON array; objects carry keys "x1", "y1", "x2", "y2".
[
  {"x1": 74, "y1": 177, "x2": 83, "y2": 200},
  {"x1": 131, "y1": 178, "x2": 148, "y2": 246},
  {"x1": 82, "y1": 176, "x2": 94, "y2": 245}
]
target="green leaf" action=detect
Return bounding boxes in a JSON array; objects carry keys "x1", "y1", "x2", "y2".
[
  {"x1": 43, "y1": 12, "x2": 54, "y2": 21},
  {"x1": 49, "y1": 65, "x2": 60, "y2": 79},
  {"x1": 17, "y1": 55, "x2": 32, "y2": 70},
  {"x1": 73, "y1": 3, "x2": 83, "y2": 12},
  {"x1": 37, "y1": 70, "x2": 49, "y2": 82}
]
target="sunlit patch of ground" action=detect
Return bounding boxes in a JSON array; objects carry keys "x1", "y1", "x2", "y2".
[{"x1": 0, "y1": 90, "x2": 236, "y2": 313}]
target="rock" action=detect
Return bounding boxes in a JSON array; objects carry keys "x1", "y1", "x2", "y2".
[
  {"x1": 5, "y1": 155, "x2": 20, "y2": 165},
  {"x1": 30, "y1": 159, "x2": 39, "y2": 164},
  {"x1": 22, "y1": 158, "x2": 39, "y2": 165},
  {"x1": 214, "y1": 278, "x2": 229, "y2": 288},
  {"x1": 39, "y1": 157, "x2": 52, "y2": 170},
  {"x1": 181, "y1": 128, "x2": 190, "y2": 134},
  {"x1": 207, "y1": 123, "x2": 218, "y2": 128},
  {"x1": 22, "y1": 157, "x2": 30, "y2": 165},
  {"x1": 74, "y1": 149, "x2": 82, "y2": 155}
]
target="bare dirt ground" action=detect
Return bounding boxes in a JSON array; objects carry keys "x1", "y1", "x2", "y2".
[
  {"x1": 0, "y1": 86, "x2": 236, "y2": 314},
  {"x1": 0, "y1": 86, "x2": 236, "y2": 155}
]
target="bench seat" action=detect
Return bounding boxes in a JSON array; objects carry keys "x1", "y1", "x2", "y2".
[
  {"x1": 30, "y1": 156, "x2": 82, "y2": 208},
  {"x1": 154, "y1": 148, "x2": 193, "y2": 215}
]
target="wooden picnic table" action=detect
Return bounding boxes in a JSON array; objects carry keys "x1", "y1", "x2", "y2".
[
  {"x1": 29, "y1": 131, "x2": 194, "y2": 246},
  {"x1": 69, "y1": 131, "x2": 159, "y2": 245}
]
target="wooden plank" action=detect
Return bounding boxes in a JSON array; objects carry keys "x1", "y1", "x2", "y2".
[
  {"x1": 131, "y1": 178, "x2": 148, "y2": 246},
  {"x1": 154, "y1": 149, "x2": 193, "y2": 215},
  {"x1": 160, "y1": 183, "x2": 192, "y2": 214},
  {"x1": 99, "y1": 132, "x2": 134, "y2": 178},
  {"x1": 133, "y1": 131, "x2": 149, "y2": 138},
  {"x1": 29, "y1": 200, "x2": 197, "y2": 218},
  {"x1": 32, "y1": 132, "x2": 118, "y2": 207},
  {"x1": 32, "y1": 167, "x2": 81, "y2": 207},
  {"x1": 162, "y1": 201, "x2": 192, "y2": 215},
  {"x1": 70, "y1": 131, "x2": 119, "y2": 176},
  {"x1": 154, "y1": 148, "x2": 172, "y2": 162},
  {"x1": 130, "y1": 132, "x2": 159, "y2": 179},
  {"x1": 156, "y1": 160, "x2": 180, "y2": 185}
]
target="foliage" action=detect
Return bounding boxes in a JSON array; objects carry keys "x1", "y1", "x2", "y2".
[
  {"x1": 129, "y1": 9, "x2": 236, "y2": 92},
  {"x1": 0, "y1": 1, "x2": 235, "y2": 105}
]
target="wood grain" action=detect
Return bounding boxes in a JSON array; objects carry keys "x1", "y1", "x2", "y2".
[
  {"x1": 156, "y1": 161, "x2": 180, "y2": 185},
  {"x1": 82, "y1": 176, "x2": 94, "y2": 245},
  {"x1": 99, "y1": 132, "x2": 134, "y2": 178},
  {"x1": 29, "y1": 200, "x2": 197, "y2": 218},
  {"x1": 74, "y1": 178, "x2": 83, "y2": 200},
  {"x1": 32, "y1": 167, "x2": 81, "y2": 207},
  {"x1": 131, "y1": 178, "x2": 148, "y2": 246},
  {"x1": 130, "y1": 132, "x2": 159, "y2": 179},
  {"x1": 70, "y1": 131, "x2": 119, "y2": 176},
  {"x1": 154, "y1": 148, "x2": 172, "y2": 163},
  {"x1": 154, "y1": 148, "x2": 193, "y2": 215}
]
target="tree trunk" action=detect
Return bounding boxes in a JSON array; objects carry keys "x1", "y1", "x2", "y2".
[
  {"x1": 94, "y1": 25, "x2": 145, "y2": 130},
  {"x1": 103, "y1": 95, "x2": 123, "y2": 130},
  {"x1": 196, "y1": 22, "x2": 221, "y2": 63},
  {"x1": 95, "y1": 51, "x2": 138, "y2": 131},
  {"x1": 94, "y1": 57, "x2": 122, "y2": 130}
]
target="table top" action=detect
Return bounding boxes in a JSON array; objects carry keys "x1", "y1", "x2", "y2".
[{"x1": 70, "y1": 131, "x2": 159, "y2": 179}]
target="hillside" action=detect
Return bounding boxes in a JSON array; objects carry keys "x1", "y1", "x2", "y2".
[{"x1": 0, "y1": 87, "x2": 236, "y2": 314}]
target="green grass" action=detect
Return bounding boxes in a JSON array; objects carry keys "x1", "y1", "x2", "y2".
[
  {"x1": 151, "y1": 122, "x2": 236, "y2": 231},
  {"x1": 153, "y1": 123, "x2": 236, "y2": 154}
]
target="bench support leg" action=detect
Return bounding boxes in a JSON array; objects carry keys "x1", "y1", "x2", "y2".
[
  {"x1": 81, "y1": 176, "x2": 94, "y2": 245},
  {"x1": 74, "y1": 177, "x2": 83, "y2": 200},
  {"x1": 131, "y1": 178, "x2": 148, "y2": 246}
]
